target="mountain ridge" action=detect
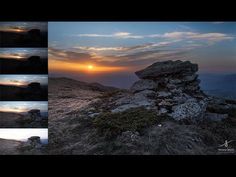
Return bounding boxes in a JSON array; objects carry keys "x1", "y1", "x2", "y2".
[{"x1": 48, "y1": 60, "x2": 236, "y2": 155}]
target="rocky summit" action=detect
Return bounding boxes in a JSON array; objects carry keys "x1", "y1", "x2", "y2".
[
  {"x1": 109, "y1": 60, "x2": 206, "y2": 122},
  {"x1": 48, "y1": 60, "x2": 236, "y2": 155},
  {"x1": 135, "y1": 60, "x2": 198, "y2": 79},
  {"x1": 129, "y1": 60, "x2": 206, "y2": 122}
]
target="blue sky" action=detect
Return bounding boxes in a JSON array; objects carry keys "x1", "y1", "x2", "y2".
[{"x1": 48, "y1": 22, "x2": 236, "y2": 88}]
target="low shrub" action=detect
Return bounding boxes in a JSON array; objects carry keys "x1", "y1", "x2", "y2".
[{"x1": 93, "y1": 107, "x2": 169, "y2": 139}]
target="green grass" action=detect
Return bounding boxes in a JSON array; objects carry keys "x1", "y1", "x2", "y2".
[{"x1": 93, "y1": 107, "x2": 169, "y2": 139}]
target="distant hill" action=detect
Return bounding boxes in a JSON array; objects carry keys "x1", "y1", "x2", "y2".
[
  {"x1": 0, "y1": 57, "x2": 48, "y2": 74},
  {"x1": 0, "y1": 31, "x2": 47, "y2": 47},
  {"x1": 0, "y1": 111, "x2": 24, "y2": 127},
  {"x1": 199, "y1": 73, "x2": 236, "y2": 99},
  {"x1": 49, "y1": 77, "x2": 119, "y2": 92},
  {"x1": 0, "y1": 138, "x2": 23, "y2": 155},
  {"x1": 0, "y1": 84, "x2": 48, "y2": 101}
]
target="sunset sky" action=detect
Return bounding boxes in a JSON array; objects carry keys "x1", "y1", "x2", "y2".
[
  {"x1": 0, "y1": 128, "x2": 48, "y2": 141},
  {"x1": 0, "y1": 22, "x2": 47, "y2": 33},
  {"x1": 0, "y1": 75, "x2": 48, "y2": 87},
  {"x1": 0, "y1": 48, "x2": 48, "y2": 60},
  {"x1": 49, "y1": 22, "x2": 236, "y2": 88},
  {"x1": 0, "y1": 101, "x2": 48, "y2": 113}
]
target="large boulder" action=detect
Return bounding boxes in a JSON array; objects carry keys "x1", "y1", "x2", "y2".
[{"x1": 135, "y1": 60, "x2": 198, "y2": 79}]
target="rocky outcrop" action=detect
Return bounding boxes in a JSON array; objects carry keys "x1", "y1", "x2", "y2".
[
  {"x1": 27, "y1": 56, "x2": 41, "y2": 63},
  {"x1": 27, "y1": 82, "x2": 41, "y2": 91},
  {"x1": 18, "y1": 109, "x2": 47, "y2": 128},
  {"x1": 28, "y1": 109, "x2": 42, "y2": 121},
  {"x1": 27, "y1": 136, "x2": 42, "y2": 148},
  {"x1": 27, "y1": 29, "x2": 41, "y2": 37},
  {"x1": 133, "y1": 60, "x2": 208, "y2": 121},
  {"x1": 109, "y1": 60, "x2": 207, "y2": 122},
  {"x1": 135, "y1": 60, "x2": 198, "y2": 79}
]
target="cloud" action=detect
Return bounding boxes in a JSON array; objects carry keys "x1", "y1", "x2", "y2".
[
  {"x1": 49, "y1": 29, "x2": 233, "y2": 72},
  {"x1": 150, "y1": 31, "x2": 234, "y2": 43},
  {"x1": 10, "y1": 80, "x2": 21, "y2": 83},
  {"x1": 77, "y1": 34, "x2": 111, "y2": 37},
  {"x1": 187, "y1": 33, "x2": 234, "y2": 42},
  {"x1": 76, "y1": 32, "x2": 143, "y2": 39},
  {"x1": 211, "y1": 22, "x2": 224, "y2": 24},
  {"x1": 109, "y1": 50, "x2": 189, "y2": 68},
  {"x1": 75, "y1": 46, "x2": 128, "y2": 52},
  {"x1": 74, "y1": 41, "x2": 176, "y2": 57},
  {"x1": 75, "y1": 31, "x2": 234, "y2": 44},
  {"x1": 49, "y1": 45, "x2": 187, "y2": 70},
  {"x1": 113, "y1": 32, "x2": 143, "y2": 39},
  {"x1": 48, "y1": 47, "x2": 92, "y2": 62}
]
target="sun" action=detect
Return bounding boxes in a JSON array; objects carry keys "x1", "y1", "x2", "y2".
[
  {"x1": 87, "y1": 65, "x2": 94, "y2": 70},
  {"x1": 15, "y1": 56, "x2": 23, "y2": 59}
]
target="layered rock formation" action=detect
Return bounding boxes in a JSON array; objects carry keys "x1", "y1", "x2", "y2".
[
  {"x1": 110, "y1": 60, "x2": 208, "y2": 122},
  {"x1": 134, "y1": 60, "x2": 201, "y2": 95},
  {"x1": 27, "y1": 109, "x2": 42, "y2": 121},
  {"x1": 27, "y1": 136, "x2": 42, "y2": 148},
  {"x1": 135, "y1": 60, "x2": 198, "y2": 79}
]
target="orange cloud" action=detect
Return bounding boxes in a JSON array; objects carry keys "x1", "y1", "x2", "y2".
[{"x1": 0, "y1": 53, "x2": 25, "y2": 60}]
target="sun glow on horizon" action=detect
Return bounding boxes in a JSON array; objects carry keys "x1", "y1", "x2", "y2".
[
  {"x1": 0, "y1": 107, "x2": 27, "y2": 113},
  {"x1": 0, "y1": 81, "x2": 27, "y2": 87},
  {"x1": 49, "y1": 59, "x2": 127, "y2": 73},
  {"x1": 0, "y1": 27, "x2": 26, "y2": 33},
  {"x1": 0, "y1": 54, "x2": 25, "y2": 60},
  {"x1": 87, "y1": 65, "x2": 94, "y2": 70},
  {"x1": 15, "y1": 55, "x2": 24, "y2": 59}
]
